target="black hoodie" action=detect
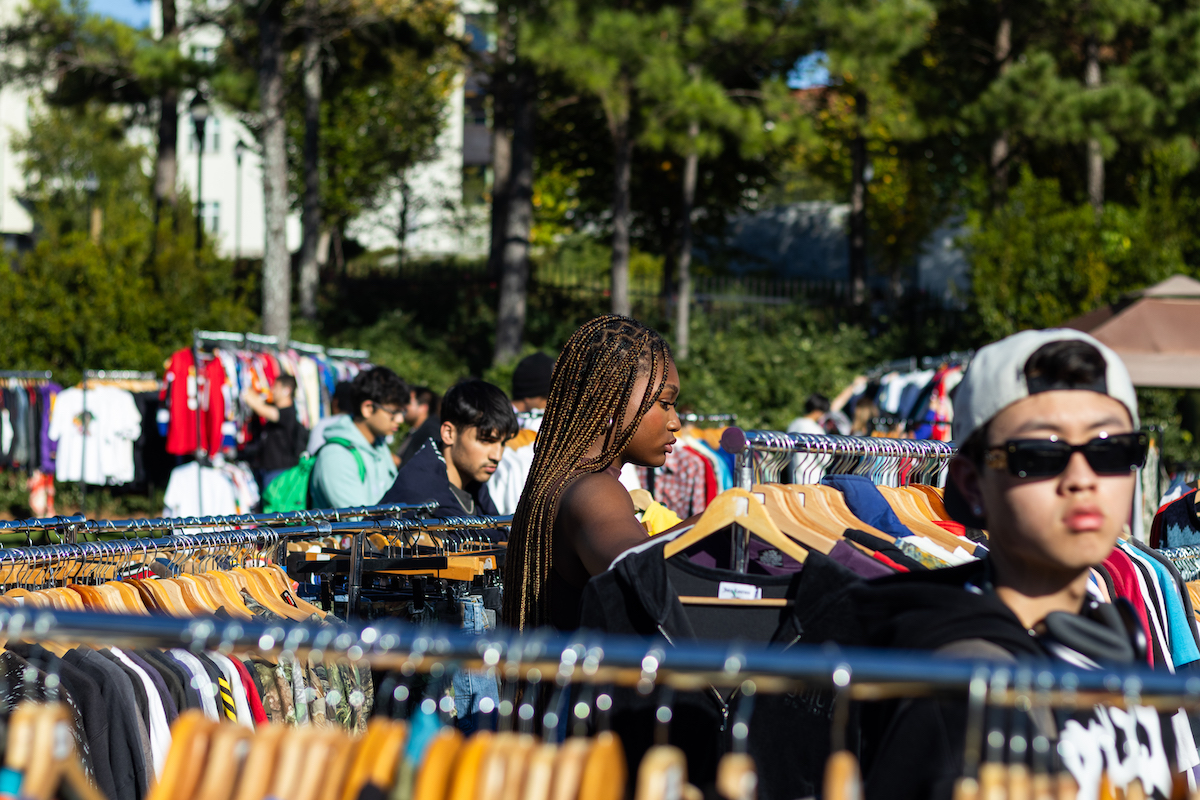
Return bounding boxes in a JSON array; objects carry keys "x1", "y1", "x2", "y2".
[{"x1": 849, "y1": 560, "x2": 1182, "y2": 800}]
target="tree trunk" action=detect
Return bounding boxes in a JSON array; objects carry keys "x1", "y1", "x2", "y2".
[
  {"x1": 398, "y1": 174, "x2": 412, "y2": 265},
  {"x1": 674, "y1": 121, "x2": 698, "y2": 361},
  {"x1": 298, "y1": 16, "x2": 323, "y2": 321},
  {"x1": 258, "y1": 0, "x2": 291, "y2": 343},
  {"x1": 493, "y1": 65, "x2": 535, "y2": 366},
  {"x1": 489, "y1": 8, "x2": 513, "y2": 279},
  {"x1": 848, "y1": 93, "x2": 868, "y2": 307},
  {"x1": 1085, "y1": 38, "x2": 1103, "y2": 214},
  {"x1": 990, "y1": 8, "x2": 1011, "y2": 201},
  {"x1": 153, "y1": 0, "x2": 178, "y2": 214},
  {"x1": 611, "y1": 112, "x2": 634, "y2": 318}
]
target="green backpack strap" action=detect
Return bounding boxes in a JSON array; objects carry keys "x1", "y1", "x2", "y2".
[{"x1": 322, "y1": 436, "x2": 367, "y2": 481}]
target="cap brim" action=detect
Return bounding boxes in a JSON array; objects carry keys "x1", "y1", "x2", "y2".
[{"x1": 943, "y1": 470, "x2": 988, "y2": 529}]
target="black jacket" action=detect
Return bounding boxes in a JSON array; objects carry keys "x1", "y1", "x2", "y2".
[
  {"x1": 398, "y1": 414, "x2": 441, "y2": 466},
  {"x1": 579, "y1": 528, "x2": 865, "y2": 800},
  {"x1": 380, "y1": 439, "x2": 503, "y2": 537}
]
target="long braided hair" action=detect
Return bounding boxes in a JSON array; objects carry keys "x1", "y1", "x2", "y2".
[{"x1": 502, "y1": 315, "x2": 673, "y2": 630}]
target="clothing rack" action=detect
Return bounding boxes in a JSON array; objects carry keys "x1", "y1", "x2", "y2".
[
  {"x1": 865, "y1": 349, "x2": 975, "y2": 379},
  {"x1": 2, "y1": 607, "x2": 1199, "y2": 705},
  {"x1": 288, "y1": 340, "x2": 326, "y2": 356},
  {"x1": 82, "y1": 370, "x2": 159, "y2": 382},
  {"x1": 680, "y1": 413, "x2": 738, "y2": 424},
  {"x1": 720, "y1": 428, "x2": 955, "y2": 490},
  {"x1": 77, "y1": 370, "x2": 161, "y2": 517}
]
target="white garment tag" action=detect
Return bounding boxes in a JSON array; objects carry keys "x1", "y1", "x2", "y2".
[{"x1": 717, "y1": 581, "x2": 762, "y2": 600}]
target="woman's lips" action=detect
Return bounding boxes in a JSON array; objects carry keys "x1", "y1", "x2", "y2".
[
  {"x1": 1065, "y1": 507, "x2": 1105, "y2": 532},
  {"x1": 664, "y1": 440, "x2": 676, "y2": 453}
]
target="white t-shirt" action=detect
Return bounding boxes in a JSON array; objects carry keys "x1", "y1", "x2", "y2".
[
  {"x1": 49, "y1": 386, "x2": 142, "y2": 485},
  {"x1": 163, "y1": 462, "x2": 240, "y2": 517}
]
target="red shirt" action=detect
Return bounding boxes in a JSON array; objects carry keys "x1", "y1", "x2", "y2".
[{"x1": 161, "y1": 349, "x2": 198, "y2": 456}]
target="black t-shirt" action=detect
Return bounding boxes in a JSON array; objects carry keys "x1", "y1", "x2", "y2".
[{"x1": 254, "y1": 405, "x2": 306, "y2": 472}]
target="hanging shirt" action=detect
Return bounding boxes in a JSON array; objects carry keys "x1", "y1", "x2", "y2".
[{"x1": 49, "y1": 386, "x2": 142, "y2": 485}]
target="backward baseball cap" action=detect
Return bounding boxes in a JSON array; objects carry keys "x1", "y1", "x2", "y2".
[
  {"x1": 952, "y1": 328, "x2": 1139, "y2": 445},
  {"x1": 946, "y1": 328, "x2": 1139, "y2": 527}
]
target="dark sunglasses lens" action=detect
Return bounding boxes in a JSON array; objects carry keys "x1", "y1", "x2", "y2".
[
  {"x1": 1082, "y1": 434, "x2": 1147, "y2": 474},
  {"x1": 1008, "y1": 442, "x2": 1070, "y2": 478}
]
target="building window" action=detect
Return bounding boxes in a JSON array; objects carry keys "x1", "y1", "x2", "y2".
[
  {"x1": 201, "y1": 201, "x2": 220, "y2": 233},
  {"x1": 188, "y1": 116, "x2": 221, "y2": 154}
]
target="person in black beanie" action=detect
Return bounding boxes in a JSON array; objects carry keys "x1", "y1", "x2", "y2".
[
  {"x1": 511, "y1": 352, "x2": 554, "y2": 413},
  {"x1": 489, "y1": 352, "x2": 556, "y2": 514}
]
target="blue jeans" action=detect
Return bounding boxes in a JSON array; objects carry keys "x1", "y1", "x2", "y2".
[{"x1": 452, "y1": 595, "x2": 499, "y2": 733}]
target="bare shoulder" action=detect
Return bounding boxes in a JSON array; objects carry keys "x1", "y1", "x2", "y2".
[{"x1": 558, "y1": 471, "x2": 636, "y2": 522}]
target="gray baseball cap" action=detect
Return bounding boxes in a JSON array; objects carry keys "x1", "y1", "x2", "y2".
[
  {"x1": 953, "y1": 328, "x2": 1139, "y2": 444},
  {"x1": 946, "y1": 328, "x2": 1139, "y2": 527}
]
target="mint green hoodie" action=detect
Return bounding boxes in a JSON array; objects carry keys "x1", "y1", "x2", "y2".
[{"x1": 308, "y1": 414, "x2": 398, "y2": 508}]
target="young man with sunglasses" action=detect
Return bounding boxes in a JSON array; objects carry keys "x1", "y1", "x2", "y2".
[
  {"x1": 853, "y1": 330, "x2": 1174, "y2": 800},
  {"x1": 309, "y1": 367, "x2": 409, "y2": 509}
]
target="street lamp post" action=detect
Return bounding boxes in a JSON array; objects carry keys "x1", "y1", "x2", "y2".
[
  {"x1": 190, "y1": 92, "x2": 210, "y2": 252},
  {"x1": 83, "y1": 171, "x2": 100, "y2": 243},
  {"x1": 235, "y1": 139, "x2": 246, "y2": 262}
]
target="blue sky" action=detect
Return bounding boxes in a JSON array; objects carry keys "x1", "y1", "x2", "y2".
[{"x1": 90, "y1": 0, "x2": 149, "y2": 27}]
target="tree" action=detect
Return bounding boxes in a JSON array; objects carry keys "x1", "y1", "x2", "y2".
[
  {"x1": 0, "y1": 104, "x2": 255, "y2": 376},
  {"x1": 526, "y1": 0, "x2": 680, "y2": 317}
]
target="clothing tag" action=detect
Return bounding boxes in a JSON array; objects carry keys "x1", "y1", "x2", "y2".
[
  {"x1": 280, "y1": 589, "x2": 299, "y2": 608},
  {"x1": 752, "y1": 492, "x2": 765, "y2": 504},
  {"x1": 717, "y1": 581, "x2": 762, "y2": 601}
]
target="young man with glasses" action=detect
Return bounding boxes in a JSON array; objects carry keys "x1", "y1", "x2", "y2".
[
  {"x1": 309, "y1": 367, "x2": 409, "y2": 509},
  {"x1": 853, "y1": 330, "x2": 1175, "y2": 799}
]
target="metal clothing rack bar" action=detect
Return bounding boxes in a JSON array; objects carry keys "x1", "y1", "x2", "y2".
[
  {"x1": 193, "y1": 330, "x2": 247, "y2": 346},
  {"x1": 0, "y1": 370, "x2": 54, "y2": 380},
  {"x1": 0, "y1": 503, "x2": 438, "y2": 535},
  {"x1": 288, "y1": 340, "x2": 326, "y2": 356},
  {"x1": 680, "y1": 413, "x2": 738, "y2": 423},
  {"x1": 83, "y1": 370, "x2": 159, "y2": 381},
  {"x1": 326, "y1": 348, "x2": 370, "y2": 359},
  {"x1": 2, "y1": 609, "x2": 1200, "y2": 706}
]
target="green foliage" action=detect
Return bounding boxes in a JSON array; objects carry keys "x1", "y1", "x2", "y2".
[
  {"x1": 1138, "y1": 388, "x2": 1200, "y2": 469},
  {"x1": 963, "y1": 164, "x2": 1196, "y2": 341},
  {"x1": 678, "y1": 310, "x2": 878, "y2": 429},
  {"x1": 0, "y1": 104, "x2": 257, "y2": 382}
]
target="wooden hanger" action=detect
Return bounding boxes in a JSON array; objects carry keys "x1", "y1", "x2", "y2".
[
  {"x1": 317, "y1": 732, "x2": 360, "y2": 800},
  {"x1": 260, "y1": 565, "x2": 326, "y2": 619},
  {"x1": 294, "y1": 729, "x2": 346, "y2": 800},
  {"x1": 635, "y1": 745, "x2": 688, "y2": 800},
  {"x1": 786, "y1": 484, "x2": 896, "y2": 542},
  {"x1": 578, "y1": 731, "x2": 626, "y2": 800},
  {"x1": 146, "y1": 710, "x2": 216, "y2": 800},
  {"x1": 22, "y1": 702, "x2": 107, "y2": 800},
  {"x1": 367, "y1": 719, "x2": 410, "y2": 790},
  {"x1": 550, "y1": 738, "x2": 593, "y2": 800},
  {"x1": 193, "y1": 723, "x2": 255, "y2": 800},
  {"x1": 500, "y1": 735, "x2": 539, "y2": 800},
  {"x1": 476, "y1": 732, "x2": 520, "y2": 800},
  {"x1": 877, "y1": 487, "x2": 976, "y2": 555},
  {"x1": 822, "y1": 751, "x2": 861, "y2": 800},
  {"x1": 413, "y1": 728, "x2": 465, "y2": 800},
  {"x1": 339, "y1": 719, "x2": 398, "y2": 800},
  {"x1": 232, "y1": 724, "x2": 288, "y2": 800},
  {"x1": 269, "y1": 725, "x2": 320, "y2": 799},
  {"x1": 751, "y1": 484, "x2": 840, "y2": 553},
  {"x1": 717, "y1": 753, "x2": 757, "y2": 800},
  {"x1": 447, "y1": 730, "x2": 495, "y2": 800},
  {"x1": 231, "y1": 567, "x2": 310, "y2": 621},
  {"x1": 664, "y1": 490, "x2": 808, "y2": 607},
  {"x1": 629, "y1": 489, "x2": 655, "y2": 513},
  {"x1": 521, "y1": 743, "x2": 560, "y2": 800}
]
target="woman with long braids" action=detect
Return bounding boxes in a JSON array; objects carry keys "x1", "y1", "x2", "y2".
[{"x1": 502, "y1": 315, "x2": 682, "y2": 630}]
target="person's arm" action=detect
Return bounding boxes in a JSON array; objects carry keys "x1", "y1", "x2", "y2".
[
  {"x1": 831, "y1": 376, "x2": 868, "y2": 412},
  {"x1": 559, "y1": 473, "x2": 650, "y2": 577},
  {"x1": 241, "y1": 389, "x2": 280, "y2": 422}
]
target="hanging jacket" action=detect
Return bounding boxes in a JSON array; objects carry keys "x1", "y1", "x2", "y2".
[
  {"x1": 307, "y1": 415, "x2": 398, "y2": 509},
  {"x1": 579, "y1": 526, "x2": 865, "y2": 800}
]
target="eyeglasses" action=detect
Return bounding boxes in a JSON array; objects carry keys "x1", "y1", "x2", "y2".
[
  {"x1": 984, "y1": 432, "x2": 1149, "y2": 479},
  {"x1": 370, "y1": 403, "x2": 405, "y2": 419}
]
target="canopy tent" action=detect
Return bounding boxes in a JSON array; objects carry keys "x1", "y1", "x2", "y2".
[{"x1": 1063, "y1": 274, "x2": 1200, "y2": 388}]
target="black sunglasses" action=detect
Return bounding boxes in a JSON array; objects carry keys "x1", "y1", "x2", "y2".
[{"x1": 984, "y1": 432, "x2": 1149, "y2": 479}]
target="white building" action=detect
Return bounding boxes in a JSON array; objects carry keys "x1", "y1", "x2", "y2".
[{"x1": 0, "y1": 0, "x2": 489, "y2": 259}]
